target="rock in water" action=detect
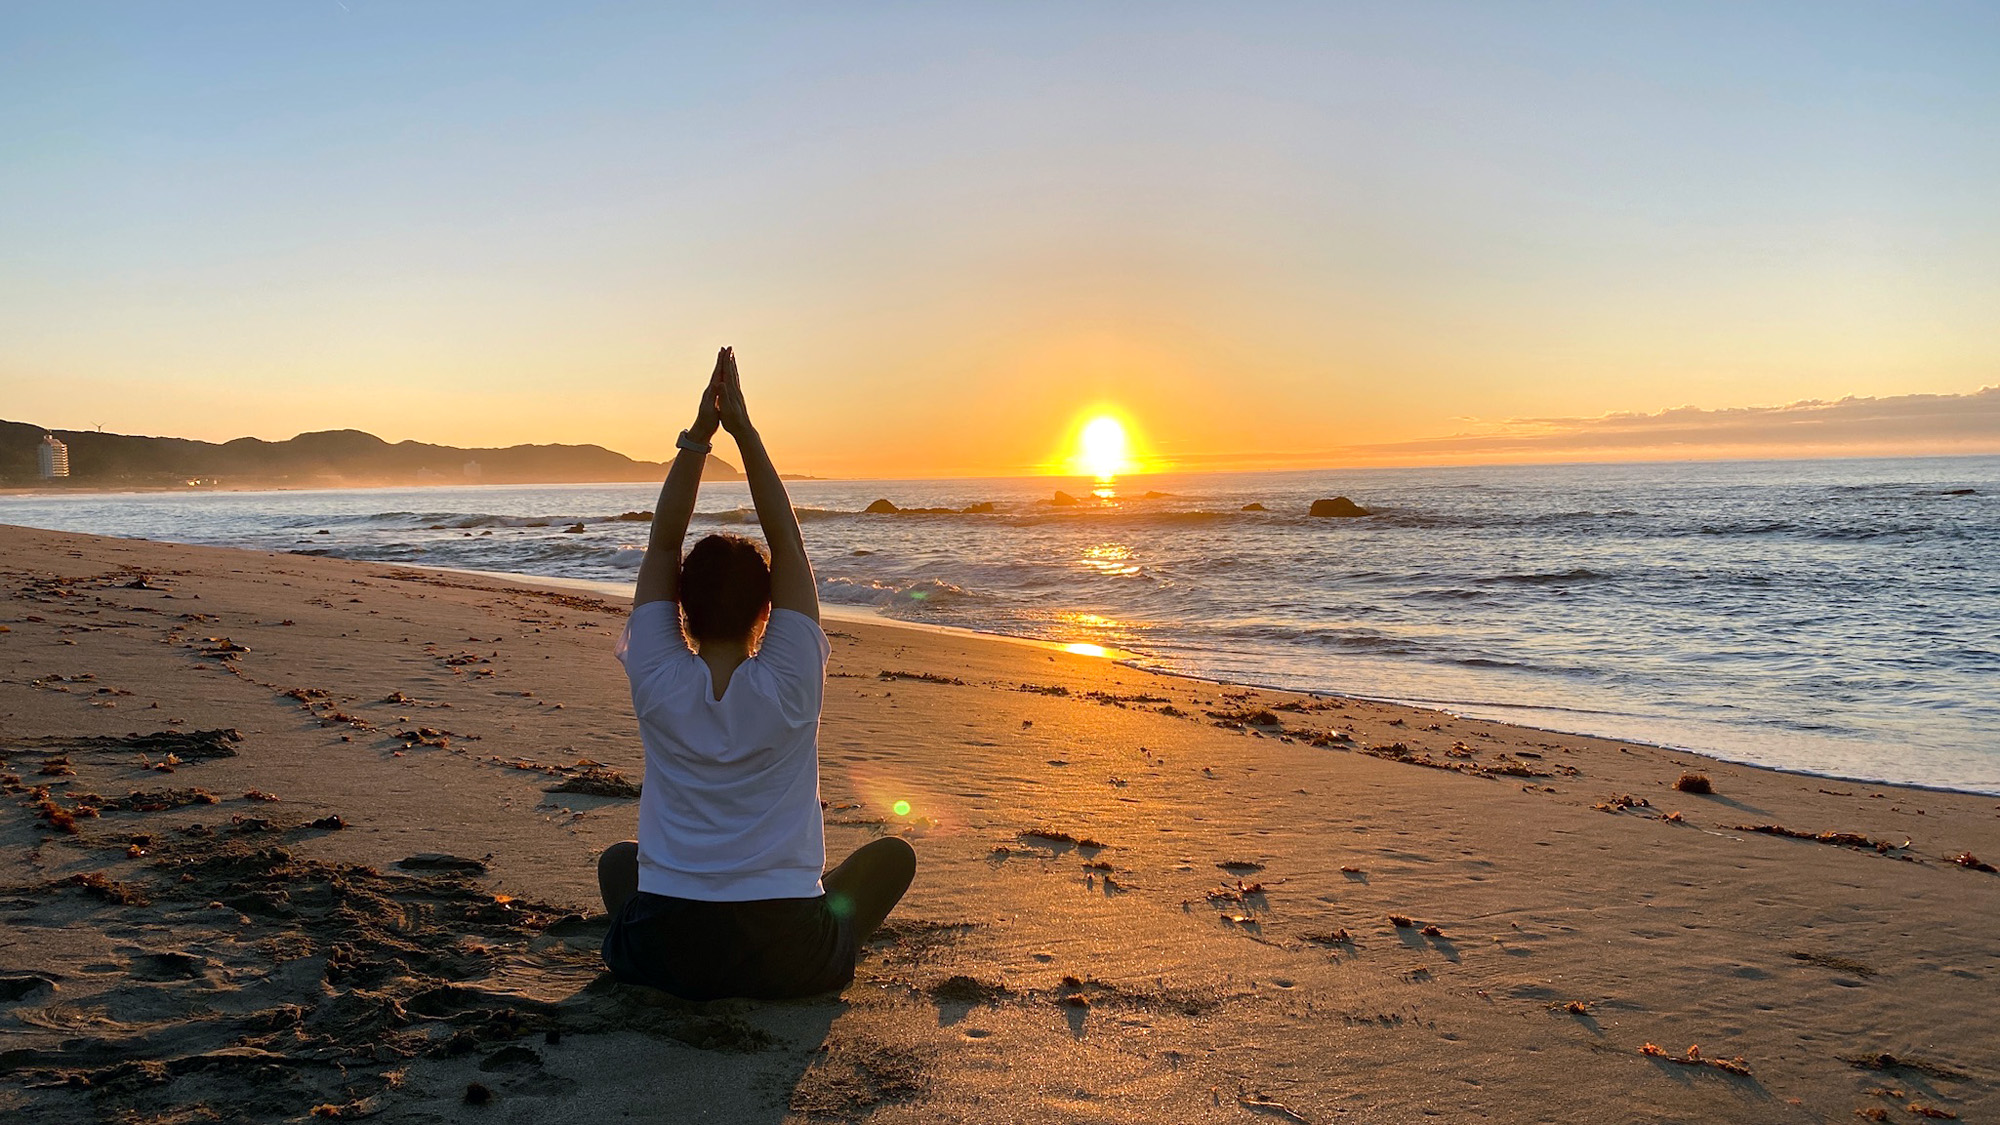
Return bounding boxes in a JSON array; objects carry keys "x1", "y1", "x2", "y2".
[
  {"x1": 1051, "y1": 491, "x2": 1079, "y2": 506},
  {"x1": 962, "y1": 502, "x2": 996, "y2": 513},
  {"x1": 864, "y1": 499, "x2": 899, "y2": 514},
  {"x1": 1309, "y1": 497, "x2": 1370, "y2": 518},
  {"x1": 562, "y1": 522, "x2": 586, "y2": 534},
  {"x1": 1240, "y1": 502, "x2": 1267, "y2": 512}
]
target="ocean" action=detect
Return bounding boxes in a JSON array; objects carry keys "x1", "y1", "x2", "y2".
[{"x1": 5, "y1": 457, "x2": 1996, "y2": 794}]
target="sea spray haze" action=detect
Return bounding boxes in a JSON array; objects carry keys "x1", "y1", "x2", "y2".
[{"x1": 5, "y1": 457, "x2": 1996, "y2": 792}]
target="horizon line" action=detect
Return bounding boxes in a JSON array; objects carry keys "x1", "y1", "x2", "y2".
[{"x1": 9, "y1": 447, "x2": 1996, "y2": 497}]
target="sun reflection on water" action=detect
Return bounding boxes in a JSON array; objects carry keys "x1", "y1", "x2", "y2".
[
  {"x1": 1047, "y1": 609, "x2": 1130, "y2": 658},
  {"x1": 1081, "y1": 542, "x2": 1140, "y2": 577}
]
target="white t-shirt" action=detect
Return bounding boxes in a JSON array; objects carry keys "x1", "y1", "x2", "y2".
[{"x1": 615, "y1": 600, "x2": 832, "y2": 901}]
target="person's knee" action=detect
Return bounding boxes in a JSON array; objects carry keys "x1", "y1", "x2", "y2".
[
  {"x1": 874, "y1": 836, "x2": 916, "y2": 882},
  {"x1": 598, "y1": 840, "x2": 638, "y2": 879}
]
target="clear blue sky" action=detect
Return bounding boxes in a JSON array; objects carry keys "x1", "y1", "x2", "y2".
[{"x1": 4, "y1": 2, "x2": 1996, "y2": 473}]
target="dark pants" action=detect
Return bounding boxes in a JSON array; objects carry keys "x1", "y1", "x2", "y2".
[{"x1": 597, "y1": 837, "x2": 917, "y2": 1001}]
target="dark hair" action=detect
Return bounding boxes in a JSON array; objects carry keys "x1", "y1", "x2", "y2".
[{"x1": 679, "y1": 533, "x2": 771, "y2": 643}]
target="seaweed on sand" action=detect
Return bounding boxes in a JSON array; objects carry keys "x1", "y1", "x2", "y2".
[
  {"x1": 546, "y1": 766, "x2": 640, "y2": 799},
  {"x1": 1639, "y1": 1043, "x2": 1751, "y2": 1076}
]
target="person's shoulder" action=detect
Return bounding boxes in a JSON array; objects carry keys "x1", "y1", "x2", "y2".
[
  {"x1": 620, "y1": 599, "x2": 698, "y2": 687},
  {"x1": 766, "y1": 607, "x2": 829, "y2": 650},
  {"x1": 747, "y1": 609, "x2": 829, "y2": 698},
  {"x1": 767, "y1": 607, "x2": 822, "y2": 632}
]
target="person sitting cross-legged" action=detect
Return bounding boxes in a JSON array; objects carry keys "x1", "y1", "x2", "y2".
[{"x1": 597, "y1": 346, "x2": 915, "y2": 1001}]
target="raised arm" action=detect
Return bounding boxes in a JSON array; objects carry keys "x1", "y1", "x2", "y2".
[
  {"x1": 715, "y1": 349, "x2": 818, "y2": 622},
  {"x1": 632, "y1": 348, "x2": 728, "y2": 609}
]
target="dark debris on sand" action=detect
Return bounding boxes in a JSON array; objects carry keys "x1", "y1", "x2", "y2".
[
  {"x1": 1732, "y1": 823, "x2": 1917, "y2": 858},
  {"x1": 546, "y1": 765, "x2": 642, "y2": 799},
  {"x1": 1841, "y1": 1052, "x2": 1975, "y2": 1082},
  {"x1": 1019, "y1": 827, "x2": 1108, "y2": 850},
  {"x1": 1358, "y1": 740, "x2": 1553, "y2": 780},
  {"x1": 927, "y1": 974, "x2": 1012, "y2": 1005},
  {"x1": 877, "y1": 669, "x2": 967, "y2": 686},
  {"x1": 863, "y1": 918, "x2": 979, "y2": 969},
  {"x1": 0, "y1": 728, "x2": 243, "y2": 760},
  {"x1": 1789, "y1": 950, "x2": 1878, "y2": 978},
  {"x1": 396, "y1": 852, "x2": 490, "y2": 873},
  {"x1": 789, "y1": 1035, "x2": 929, "y2": 1121},
  {"x1": 1673, "y1": 772, "x2": 1713, "y2": 794}
]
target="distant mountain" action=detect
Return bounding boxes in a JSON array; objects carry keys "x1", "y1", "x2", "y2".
[{"x1": 0, "y1": 420, "x2": 741, "y2": 487}]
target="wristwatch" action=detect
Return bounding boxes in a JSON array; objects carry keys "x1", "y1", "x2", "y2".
[{"x1": 676, "y1": 430, "x2": 712, "y2": 454}]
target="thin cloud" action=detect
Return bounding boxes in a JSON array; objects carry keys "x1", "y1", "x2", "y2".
[{"x1": 1170, "y1": 387, "x2": 2000, "y2": 468}]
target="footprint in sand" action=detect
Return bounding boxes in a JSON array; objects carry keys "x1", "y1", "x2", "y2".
[
  {"x1": 0, "y1": 975, "x2": 58, "y2": 1002},
  {"x1": 127, "y1": 951, "x2": 211, "y2": 982}
]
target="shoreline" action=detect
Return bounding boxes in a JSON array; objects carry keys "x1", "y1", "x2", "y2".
[
  {"x1": 14, "y1": 531, "x2": 1991, "y2": 801},
  {"x1": 5, "y1": 521, "x2": 1982, "y2": 807},
  {"x1": 0, "y1": 516, "x2": 1986, "y2": 797},
  {"x1": 401, "y1": 557, "x2": 2000, "y2": 801},
  {"x1": 4, "y1": 457, "x2": 1992, "y2": 802}
]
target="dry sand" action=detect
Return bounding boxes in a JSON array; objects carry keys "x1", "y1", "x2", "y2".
[{"x1": 1, "y1": 522, "x2": 1995, "y2": 1124}]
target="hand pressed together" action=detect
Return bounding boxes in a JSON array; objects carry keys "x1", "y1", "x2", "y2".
[
  {"x1": 688, "y1": 346, "x2": 755, "y2": 443},
  {"x1": 715, "y1": 347, "x2": 754, "y2": 438},
  {"x1": 687, "y1": 347, "x2": 728, "y2": 443}
]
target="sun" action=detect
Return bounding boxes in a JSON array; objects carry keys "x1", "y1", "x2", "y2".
[{"x1": 1077, "y1": 415, "x2": 1132, "y2": 479}]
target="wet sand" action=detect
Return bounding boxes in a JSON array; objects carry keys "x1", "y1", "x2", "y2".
[{"x1": 2, "y1": 522, "x2": 1996, "y2": 1123}]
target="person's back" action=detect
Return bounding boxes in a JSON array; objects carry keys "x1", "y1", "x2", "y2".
[
  {"x1": 595, "y1": 347, "x2": 914, "y2": 1001},
  {"x1": 619, "y1": 592, "x2": 829, "y2": 902}
]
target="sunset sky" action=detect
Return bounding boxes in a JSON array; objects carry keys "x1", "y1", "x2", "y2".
[{"x1": 4, "y1": 3, "x2": 1997, "y2": 477}]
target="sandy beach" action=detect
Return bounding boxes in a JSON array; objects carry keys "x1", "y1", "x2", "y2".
[{"x1": 2, "y1": 522, "x2": 1995, "y2": 1124}]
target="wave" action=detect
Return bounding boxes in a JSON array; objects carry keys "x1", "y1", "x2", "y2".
[
  {"x1": 367, "y1": 510, "x2": 662, "y2": 530},
  {"x1": 819, "y1": 576, "x2": 983, "y2": 612},
  {"x1": 702, "y1": 506, "x2": 853, "y2": 524},
  {"x1": 367, "y1": 511, "x2": 577, "y2": 529},
  {"x1": 1196, "y1": 624, "x2": 1430, "y2": 657},
  {"x1": 1401, "y1": 588, "x2": 1489, "y2": 602},
  {"x1": 1809, "y1": 525, "x2": 1972, "y2": 543},
  {"x1": 351, "y1": 504, "x2": 1979, "y2": 547},
  {"x1": 1471, "y1": 568, "x2": 1603, "y2": 586},
  {"x1": 1366, "y1": 508, "x2": 1625, "y2": 531},
  {"x1": 289, "y1": 536, "x2": 650, "y2": 576}
]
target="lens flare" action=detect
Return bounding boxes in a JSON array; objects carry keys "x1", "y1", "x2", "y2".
[{"x1": 892, "y1": 800, "x2": 911, "y2": 816}]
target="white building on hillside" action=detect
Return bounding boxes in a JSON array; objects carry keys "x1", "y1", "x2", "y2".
[{"x1": 38, "y1": 434, "x2": 70, "y2": 479}]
